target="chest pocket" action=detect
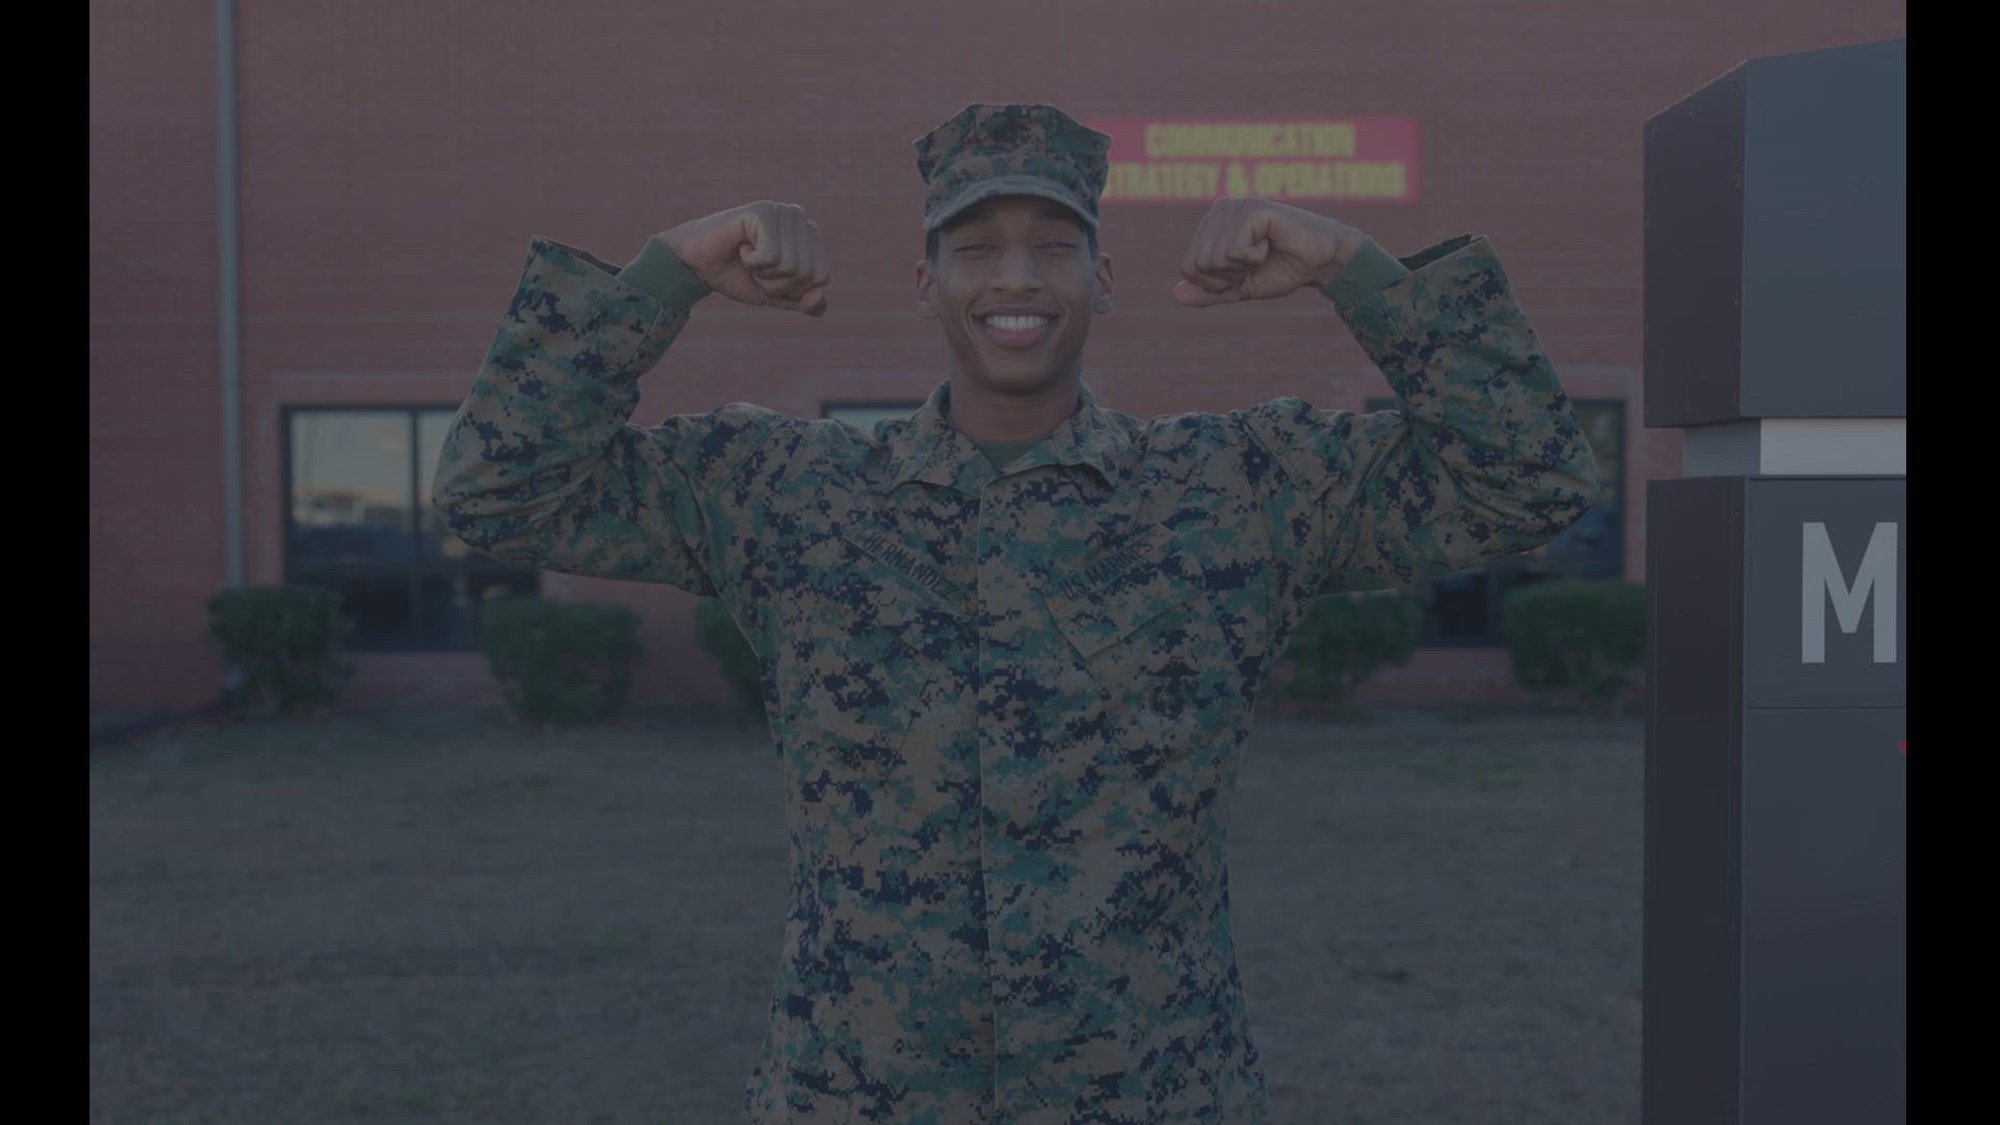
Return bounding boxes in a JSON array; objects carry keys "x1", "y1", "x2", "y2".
[
  {"x1": 1044, "y1": 535, "x2": 1230, "y2": 722},
  {"x1": 773, "y1": 560, "x2": 962, "y2": 783}
]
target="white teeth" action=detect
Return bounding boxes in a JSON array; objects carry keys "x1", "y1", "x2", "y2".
[{"x1": 985, "y1": 315, "x2": 1048, "y2": 332}]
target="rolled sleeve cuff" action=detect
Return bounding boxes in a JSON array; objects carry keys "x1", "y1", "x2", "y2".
[
  {"x1": 616, "y1": 237, "x2": 712, "y2": 311},
  {"x1": 1318, "y1": 238, "x2": 1413, "y2": 309}
]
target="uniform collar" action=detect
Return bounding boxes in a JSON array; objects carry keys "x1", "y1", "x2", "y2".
[{"x1": 886, "y1": 379, "x2": 1124, "y2": 495}]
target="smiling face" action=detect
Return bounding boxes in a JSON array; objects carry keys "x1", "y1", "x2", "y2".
[{"x1": 915, "y1": 194, "x2": 1114, "y2": 402}]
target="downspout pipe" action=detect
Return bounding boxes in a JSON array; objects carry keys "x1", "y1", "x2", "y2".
[{"x1": 215, "y1": 0, "x2": 244, "y2": 591}]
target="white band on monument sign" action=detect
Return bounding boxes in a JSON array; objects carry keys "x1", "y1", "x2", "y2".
[{"x1": 1679, "y1": 418, "x2": 1906, "y2": 478}]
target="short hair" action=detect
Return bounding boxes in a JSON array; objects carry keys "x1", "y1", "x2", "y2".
[{"x1": 926, "y1": 209, "x2": 1100, "y2": 265}]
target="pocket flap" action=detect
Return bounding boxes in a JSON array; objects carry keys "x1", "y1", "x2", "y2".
[{"x1": 1045, "y1": 534, "x2": 1208, "y2": 659}]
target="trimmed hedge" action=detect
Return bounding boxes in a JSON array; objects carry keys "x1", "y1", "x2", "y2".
[
  {"x1": 1275, "y1": 589, "x2": 1422, "y2": 712},
  {"x1": 1500, "y1": 578, "x2": 1646, "y2": 712},
  {"x1": 207, "y1": 584, "x2": 354, "y2": 716},
  {"x1": 693, "y1": 597, "x2": 766, "y2": 721},
  {"x1": 482, "y1": 599, "x2": 641, "y2": 724}
]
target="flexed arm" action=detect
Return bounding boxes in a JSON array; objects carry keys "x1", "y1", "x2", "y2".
[
  {"x1": 432, "y1": 202, "x2": 832, "y2": 592},
  {"x1": 1177, "y1": 197, "x2": 1599, "y2": 594}
]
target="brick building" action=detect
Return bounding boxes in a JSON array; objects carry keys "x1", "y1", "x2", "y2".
[{"x1": 89, "y1": 0, "x2": 1907, "y2": 717}]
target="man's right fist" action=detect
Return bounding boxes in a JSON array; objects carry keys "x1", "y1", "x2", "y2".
[{"x1": 657, "y1": 201, "x2": 831, "y2": 317}]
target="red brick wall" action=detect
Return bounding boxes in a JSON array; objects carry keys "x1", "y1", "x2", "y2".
[
  {"x1": 90, "y1": 0, "x2": 228, "y2": 709},
  {"x1": 89, "y1": 0, "x2": 1906, "y2": 714}
]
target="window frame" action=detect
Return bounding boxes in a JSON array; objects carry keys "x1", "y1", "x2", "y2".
[{"x1": 280, "y1": 403, "x2": 541, "y2": 653}]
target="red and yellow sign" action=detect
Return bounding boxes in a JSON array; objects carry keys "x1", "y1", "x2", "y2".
[{"x1": 1086, "y1": 118, "x2": 1420, "y2": 205}]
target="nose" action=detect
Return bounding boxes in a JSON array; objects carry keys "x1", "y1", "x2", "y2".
[{"x1": 988, "y1": 244, "x2": 1044, "y2": 292}]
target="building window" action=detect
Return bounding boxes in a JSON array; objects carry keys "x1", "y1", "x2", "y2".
[
  {"x1": 1364, "y1": 397, "x2": 1626, "y2": 646},
  {"x1": 284, "y1": 407, "x2": 539, "y2": 651},
  {"x1": 822, "y1": 401, "x2": 924, "y2": 429}
]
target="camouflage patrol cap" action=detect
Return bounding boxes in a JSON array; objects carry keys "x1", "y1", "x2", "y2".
[{"x1": 913, "y1": 103, "x2": 1112, "y2": 233}]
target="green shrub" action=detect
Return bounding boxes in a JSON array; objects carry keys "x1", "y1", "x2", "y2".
[
  {"x1": 1500, "y1": 578, "x2": 1646, "y2": 712},
  {"x1": 693, "y1": 597, "x2": 766, "y2": 721},
  {"x1": 207, "y1": 584, "x2": 354, "y2": 716},
  {"x1": 1276, "y1": 589, "x2": 1422, "y2": 712},
  {"x1": 481, "y1": 599, "x2": 641, "y2": 724}
]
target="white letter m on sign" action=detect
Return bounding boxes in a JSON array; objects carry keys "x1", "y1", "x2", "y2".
[{"x1": 1801, "y1": 522, "x2": 1899, "y2": 664}]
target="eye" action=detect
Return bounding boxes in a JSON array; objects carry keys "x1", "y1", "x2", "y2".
[
  {"x1": 1041, "y1": 242, "x2": 1077, "y2": 251},
  {"x1": 954, "y1": 243, "x2": 991, "y2": 253}
]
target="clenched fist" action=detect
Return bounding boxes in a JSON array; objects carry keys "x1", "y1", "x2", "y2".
[
  {"x1": 1174, "y1": 197, "x2": 1368, "y2": 308},
  {"x1": 658, "y1": 201, "x2": 831, "y2": 317}
]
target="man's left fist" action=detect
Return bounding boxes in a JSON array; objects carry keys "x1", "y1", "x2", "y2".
[{"x1": 1174, "y1": 198, "x2": 1367, "y2": 308}]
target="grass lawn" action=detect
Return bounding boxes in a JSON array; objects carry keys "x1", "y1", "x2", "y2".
[{"x1": 89, "y1": 707, "x2": 1642, "y2": 1124}]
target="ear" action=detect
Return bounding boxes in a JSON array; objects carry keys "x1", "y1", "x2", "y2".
[
  {"x1": 1093, "y1": 252, "x2": 1114, "y2": 314},
  {"x1": 915, "y1": 258, "x2": 939, "y2": 319}
]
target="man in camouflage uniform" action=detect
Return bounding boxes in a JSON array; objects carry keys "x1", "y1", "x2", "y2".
[{"x1": 434, "y1": 103, "x2": 1599, "y2": 1123}]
